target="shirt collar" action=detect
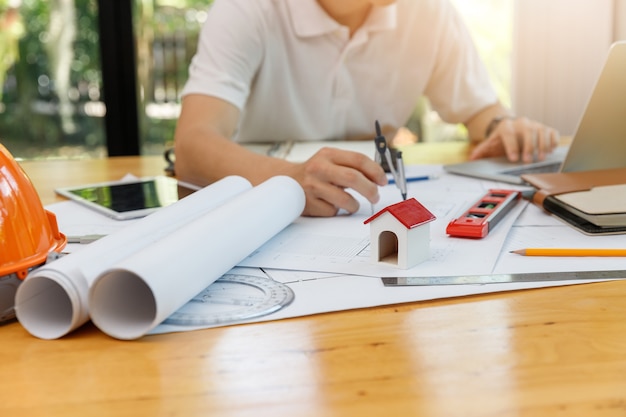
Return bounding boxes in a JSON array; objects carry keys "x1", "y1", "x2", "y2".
[{"x1": 287, "y1": 0, "x2": 397, "y2": 38}]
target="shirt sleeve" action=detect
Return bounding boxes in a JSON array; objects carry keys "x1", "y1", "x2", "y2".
[{"x1": 180, "y1": 0, "x2": 265, "y2": 111}]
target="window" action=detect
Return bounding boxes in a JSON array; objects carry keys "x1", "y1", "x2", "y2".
[
  {"x1": 452, "y1": 0, "x2": 513, "y2": 108},
  {"x1": 0, "y1": 0, "x2": 209, "y2": 160},
  {"x1": 414, "y1": 0, "x2": 513, "y2": 142},
  {"x1": 134, "y1": 0, "x2": 209, "y2": 156},
  {"x1": 0, "y1": 0, "x2": 106, "y2": 159}
]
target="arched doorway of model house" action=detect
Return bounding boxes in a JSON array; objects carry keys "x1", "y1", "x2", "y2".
[{"x1": 377, "y1": 230, "x2": 399, "y2": 266}]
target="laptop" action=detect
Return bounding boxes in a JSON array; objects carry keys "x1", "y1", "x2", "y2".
[{"x1": 444, "y1": 40, "x2": 626, "y2": 184}]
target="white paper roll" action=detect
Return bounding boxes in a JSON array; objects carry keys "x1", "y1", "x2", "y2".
[
  {"x1": 15, "y1": 176, "x2": 252, "y2": 339},
  {"x1": 89, "y1": 175, "x2": 305, "y2": 340}
]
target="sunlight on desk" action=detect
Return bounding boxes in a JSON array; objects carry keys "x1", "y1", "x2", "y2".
[
  {"x1": 202, "y1": 325, "x2": 321, "y2": 410},
  {"x1": 406, "y1": 299, "x2": 515, "y2": 415},
  {"x1": 399, "y1": 141, "x2": 470, "y2": 165}
]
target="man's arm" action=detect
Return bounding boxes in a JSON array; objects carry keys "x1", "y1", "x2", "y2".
[
  {"x1": 464, "y1": 102, "x2": 560, "y2": 162},
  {"x1": 173, "y1": 94, "x2": 387, "y2": 217}
]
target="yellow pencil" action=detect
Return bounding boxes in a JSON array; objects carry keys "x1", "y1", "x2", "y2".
[{"x1": 511, "y1": 248, "x2": 626, "y2": 257}]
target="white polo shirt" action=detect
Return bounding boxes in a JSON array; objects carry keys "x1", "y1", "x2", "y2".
[{"x1": 181, "y1": 0, "x2": 498, "y2": 143}]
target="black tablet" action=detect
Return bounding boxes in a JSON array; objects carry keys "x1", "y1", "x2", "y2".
[{"x1": 55, "y1": 176, "x2": 201, "y2": 220}]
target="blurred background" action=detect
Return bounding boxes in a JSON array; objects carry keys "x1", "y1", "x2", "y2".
[{"x1": 0, "y1": 0, "x2": 624, "y2": 160}]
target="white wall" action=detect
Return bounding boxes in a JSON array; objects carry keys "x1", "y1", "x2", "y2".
[
  {"x1": 617, "y1": 0, "x2": 626, "y2": 39},
  {"x1": 512, "y1": 0, "x2": 618, "y2": 135}
]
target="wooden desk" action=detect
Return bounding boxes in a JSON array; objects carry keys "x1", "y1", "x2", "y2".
[{"x1": 4, "y1": 144, "x2": 626, "y2": 417}]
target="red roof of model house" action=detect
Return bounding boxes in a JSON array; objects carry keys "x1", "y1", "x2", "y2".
[{"x1": 364, "y1": 198, "x2": 436, "y2": 229}]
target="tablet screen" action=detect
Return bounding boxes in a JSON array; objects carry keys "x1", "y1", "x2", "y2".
[{"x1": 56, "y1": 176, "x2": 200, "y2": 220}]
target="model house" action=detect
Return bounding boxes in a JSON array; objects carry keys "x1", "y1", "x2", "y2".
[{"x1": 364, "y1": 198, "x2": 436, "y2": 269}]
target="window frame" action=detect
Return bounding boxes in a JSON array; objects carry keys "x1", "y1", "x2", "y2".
[{"x1": 97, "y1": 0, "x2": 140, "y2": 156}]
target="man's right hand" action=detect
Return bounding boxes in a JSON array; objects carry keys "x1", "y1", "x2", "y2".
[{"x1": 286, "y1": 147, "x2": 388, "y2": 217}]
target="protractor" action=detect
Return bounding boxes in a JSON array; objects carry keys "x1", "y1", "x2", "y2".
[{"x1": 164, "y1": 273, "x2": 294, "y2": 326}]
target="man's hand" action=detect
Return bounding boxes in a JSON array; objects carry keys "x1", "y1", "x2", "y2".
[
  {"x1": 470, "y1": 116, "x2": 560, "y2": 162},
  {"x1": 174, "y1": 94, "x2": 387, "y2": 217},
  {"x1": 286, "y1": 147, "x2": 388, "y2": 217}
]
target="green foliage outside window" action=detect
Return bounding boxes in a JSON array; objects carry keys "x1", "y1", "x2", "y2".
[
  {"x1": 0, "y1": 0, "x2": 212, "y2": 159},
  {"x1": 0, "y1": 0, "x2": 103, "y2": 159},
  {"x1": 0, "y1": 0, "x2": 24, "y2": 101}
]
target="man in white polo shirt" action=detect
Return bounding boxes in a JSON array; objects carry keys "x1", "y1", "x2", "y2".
[{"x1": 174, "y1": 0, "x2": 559, "y2": 217}]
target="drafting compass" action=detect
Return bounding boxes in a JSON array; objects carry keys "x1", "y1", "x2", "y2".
[
  {"x1": 374, "y1": 120, "x2": 407, "y2": 200},
  {"x1": 163, "y1": 273, "x2": 294, "y2": 326}
]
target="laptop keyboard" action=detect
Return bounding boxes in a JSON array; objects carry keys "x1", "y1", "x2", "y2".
[{"x1": 501, "y1": 161, "x2": 562, "y2": 176}]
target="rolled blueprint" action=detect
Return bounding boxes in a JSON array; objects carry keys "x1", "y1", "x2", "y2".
[
  {"x1": 89, "y1": 176, "x2": 305, "y2": 340},
  {"x1": 15, "y1": 176, "x2": 252, "y2": 339}
]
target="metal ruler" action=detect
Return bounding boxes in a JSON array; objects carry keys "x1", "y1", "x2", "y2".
[
  {"x1": 382, "y1": 270, "x2": 626, "y2": 286},
  {"x1": 164, "y1": 273, "x2": 294, "y2": 326}
]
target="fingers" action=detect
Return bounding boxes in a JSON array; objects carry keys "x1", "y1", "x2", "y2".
[
  {"x1": 477, "y1": 117, "x2": 560, "y2": 163},
  {"x1": 530, "y1": 126, "x2": 559, "y2": 161},
  {"x1": 296, "y1": 147, "x2": 387, "y2": 217},
  {"x1": 301, "y1": 182, "x2": 358, "y2": 217},
  {"x1": 301, "y1": 189, "x2": 342, "y2": 217},
  {"x1": 519, "y1": 120, "x2": 536, "y2": 163},
  {"x1": 494, "y1": 117, "x2": 537, "y2": 162},
  {"x1": 518, "y1": 121, "x2": 560, "y2": 163},
  {"x1": 469, "y1": 137, "x2": 505, "y2": 160}
]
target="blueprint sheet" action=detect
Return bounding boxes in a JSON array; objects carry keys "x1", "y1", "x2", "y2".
[{"x1": 46, "y1": 166, "x2": 626, "y2": 336}]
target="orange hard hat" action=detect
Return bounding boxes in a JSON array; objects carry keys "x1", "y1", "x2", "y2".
[{"x1": 0, "y1": 143, "x2": 67, "y2": 278}]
